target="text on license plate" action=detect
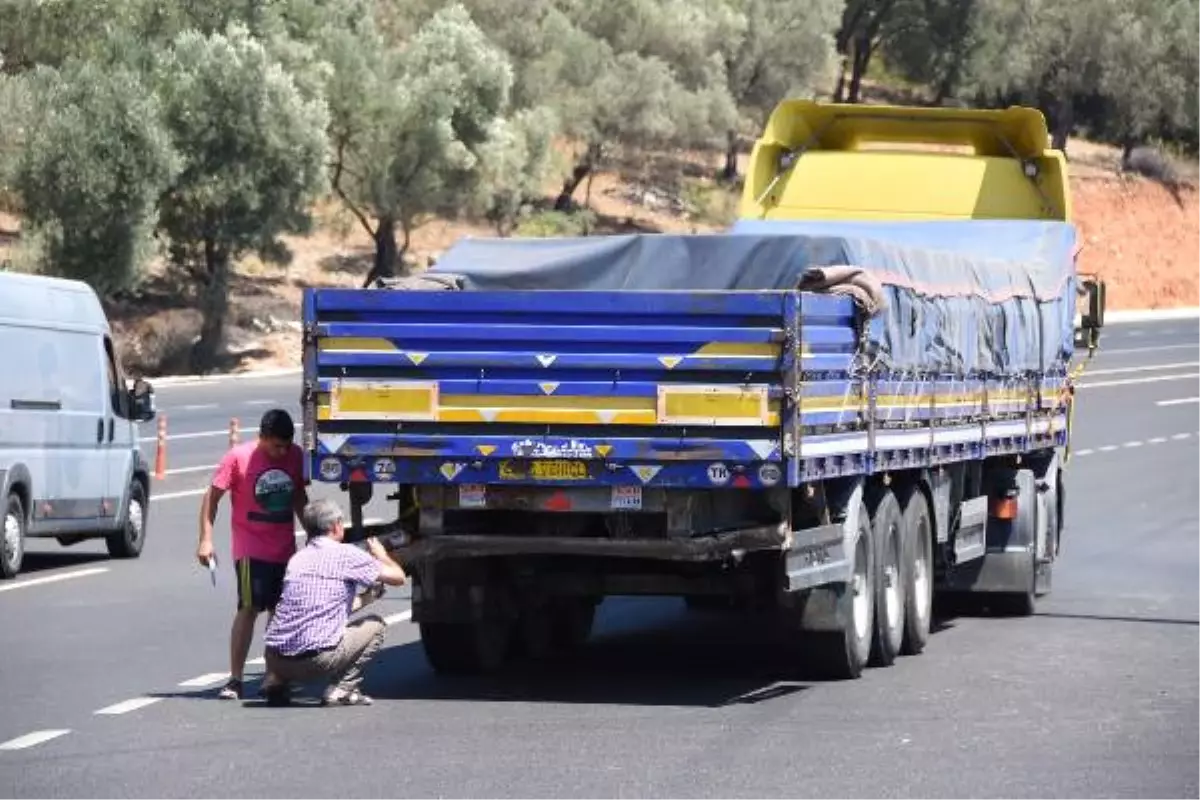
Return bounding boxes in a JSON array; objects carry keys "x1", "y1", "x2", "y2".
[{"x1": 500, "y1": 460, "x2": 590, "y2": 481}]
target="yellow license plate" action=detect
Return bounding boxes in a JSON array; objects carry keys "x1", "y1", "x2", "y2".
[{"x1": 496, "y1": 460, "x2": 590, "y2": 481}]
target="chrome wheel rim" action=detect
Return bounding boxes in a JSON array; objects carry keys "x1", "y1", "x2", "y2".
[
  {"x1": 3, "y1": 511, "x2": 21, "y2": 563},
  {"x1": 852, "y1": 535, "x2": 870, "y2": 639},
  {"x1": 913, "y1": 519, "x2": 932, "y2": 627},
  {"x1": 127, "y1": 497, "x2": 145, "y2": 546},
  {"x1": 883, "y1": 523, "x2": 902, "y2": 631}
]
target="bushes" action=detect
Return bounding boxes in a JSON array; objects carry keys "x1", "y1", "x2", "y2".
[{"x1": 116, "y1": 309, "x2": 201, "y2": 377}]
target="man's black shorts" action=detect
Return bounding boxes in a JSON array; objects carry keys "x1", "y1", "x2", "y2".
[{"x1": 234, "y1": 558, "x2": 287, "y2": 612}]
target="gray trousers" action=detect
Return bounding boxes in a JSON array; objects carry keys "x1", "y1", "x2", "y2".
[{"x1": 265, "y1": 614, "x2": 386, "y2": 692}]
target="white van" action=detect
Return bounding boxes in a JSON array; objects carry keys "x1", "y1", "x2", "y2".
[{"x1": 0, "y1": 271, "x2": 156, "y2": 578}]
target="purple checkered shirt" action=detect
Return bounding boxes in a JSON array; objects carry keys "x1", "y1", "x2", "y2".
[{"x1": 264, "y1": 537, "x2": 381, "y2": 656}]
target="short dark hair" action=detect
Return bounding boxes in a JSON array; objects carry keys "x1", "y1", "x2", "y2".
[{"x1": 259, "y1": 408, "x2": 295, "y2": 442}]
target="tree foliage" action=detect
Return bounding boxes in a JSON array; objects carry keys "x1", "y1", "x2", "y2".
[
  {"x1": 1, "y1": 0, "x2": 1197, "y2": 373},
  {"x1": 12, "y1": 61, "x2": 177, "y2": 293},
  {"x1": 154, "y1": 24, "x2": 329, "y2": 369}
]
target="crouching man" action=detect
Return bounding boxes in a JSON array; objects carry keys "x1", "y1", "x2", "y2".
[{"x1": 262, "y1": 498, "x2": 407, "y2": 707}]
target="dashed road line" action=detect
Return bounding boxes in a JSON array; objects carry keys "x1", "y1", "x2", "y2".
[
  {"x1": 1075, "y1": 431, "x2": 1195, "y2": 457},
  {"x1": 151, "y1": 488, "x2": 207, "y2": 503},
  {"x1": 0, "y1": 729, "x2": 70, "y2": 751},
  {"x1": 1157, "y1": 397, "x2": 1200, "y2": 406},
  {"x1": 1077, "y1": 373, "x2": 1199, "y2": 389},
  {"x1": 1100, "y1": 343, "x2": 1199, "y2": 355},
  {"x1": 1084, "y1": 361, "x2": 1199, "y2": 376},
  {"x1": 244, "y1": 399, "x2": 275, "y2": 406},
  {"x1": 165, "y1": 464, "x2": 216, "y2": 476},
  {"x1": 180, "y1": 403, "x2": 219, "y2": 411},
  {"x1": 95, "y1": 697, "x2": 161, "y2": 716},
  {"x1": 384, "y1": 610, "x2": 413, "y2": 626},
  {"x1": 178, "y1": 672, "x2": 231, "y2": 689},
  {"x1": 0, "y1": 567, "x2": 109, "y2": 594},
  {"x1": 138, "y1": 427, "x2": 257, "y2": 444}
]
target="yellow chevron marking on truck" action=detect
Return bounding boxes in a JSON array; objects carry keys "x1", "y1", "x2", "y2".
[
  {"x1": 476, "y1": 445, "x2": 496, "y2": 456},
  {"x1": 658, "y1": 356, "x2": 683, "y2": 369},
  {"x1": 596, "y1": 445, "x2": 613, "y2": 457}
]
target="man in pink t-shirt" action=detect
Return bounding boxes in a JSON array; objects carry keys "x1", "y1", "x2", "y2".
[{"x1": 196, "y1": 409, "x2": 308, "y2": 701}]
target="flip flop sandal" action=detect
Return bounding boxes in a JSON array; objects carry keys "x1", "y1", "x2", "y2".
[
  {"x1": 217, "y1": 679, "x2": 243, "y2": 700},
  {"x1": 322, "y1": 688, "x2": 373, "y2": 706}
]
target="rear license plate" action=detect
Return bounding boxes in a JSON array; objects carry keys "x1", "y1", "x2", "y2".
[
  {"x1": 529, "y1": 460, "x2": 589, "y2": 481},
  {"x1": 458, "y1": 484, "x2": 486, "y2": 508},
  {"x1": 611, "y1": 485, "x2": 643, "y2": 510}
]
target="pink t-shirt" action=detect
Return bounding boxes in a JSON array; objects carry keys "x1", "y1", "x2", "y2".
[{"x1": 211, "y1": 441, "x2": 304, "y2": 564}]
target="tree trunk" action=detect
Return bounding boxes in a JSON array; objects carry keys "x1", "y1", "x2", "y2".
[
  {"x1": 1050, "y1": 94, "x2": 1073, "y2": 153},
  {"x1": 833, "y1": 57, "x2": 848, "y2": 102},
  {"x1": 1120, "y1": 138, "x2": 1136, "y2": 170},
  {"x1": 190, "y1": 237, "x2": 229, "y2": 374},
  {"x1": 362, "y1": 215, "x2": 398, "y2": 288},
  {"x1": 722, "y1": 129, "x2": 739, "y2": 181},
  {"x1": 554, "y1": 142, "x2": 602, "y2": 211},
  {"x1": 847, "y1": 40, "x2": 872, "y2": 104}
]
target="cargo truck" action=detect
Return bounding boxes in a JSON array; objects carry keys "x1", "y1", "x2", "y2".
[{"x1": 301, "y1": 101, "x2": 1106, "y2": 679}]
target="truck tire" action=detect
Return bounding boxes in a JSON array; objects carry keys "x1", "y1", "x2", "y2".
[
  {"x1": 868, "y1": 489, "x2": 905, "y2": 667},
  {"x1": 900, "y1": 488, "x2": 933, "y2": 656},
  {"x1": 1035, "y1": 484, "x2": 1058, "y2": 598},
  {"x1": 106, "y1": 480, "x2": 147, "y2": 559},
  {"x1": 550, "y1": 598, "x2": 596, "y2": 651},
  {"x1": 806, "y1": 501, "x2": 874, "y2": 680},
  {"x1": 2, "y1": 492, "x2": 26, "y2": 579},
  {"x1": 419, "y1": 620, "x2": 511, "y2": 676}
]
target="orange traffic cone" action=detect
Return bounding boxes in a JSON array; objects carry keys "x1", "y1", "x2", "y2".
[{"x1": 154, "y1": 415, "x2": 167, "y2": 480}]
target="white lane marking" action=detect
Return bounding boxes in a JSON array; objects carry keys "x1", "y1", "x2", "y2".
[
  {"x1": 0, "y1": 567, "x2": 108, "y2": 594},
  {"x1": 179, "y1": 404, "x2": 219, "y2": 411},
  {"x1": 0, "y1": 730, "x2": 71, "y2": 751},
  {"x1": 244, "y1": 399, "x2": 275, "y2": 406},
  {"x1": 1123, "y1": 441, "x2": 1143, "y2": 448},
  {"x1": 95, "y1": 697, "x2": 161, "y2": 716},
  {"x1": 138, "y1": 427, "x2": 256, "y2": 444},
  {"x1": 151, "y1": 488, "x2": 207, "y2": 503},
  {"x1": 1084, "y1": 361, "x2": 1198, "y2": 376},
  {"x1": 1157, "y1": 397, "x2": 1200, "y2": 406},
  {"x1": 1077, "y1": 373, "x2": 1199, "y2": 389},
  {"x1": 1173, "y1": 432, "x2": 1192, "y2": 440},
  {"x1": 1099, "y1": 445, "x2": 1119, "y2": 452},
  {"x1": 178, "y1": 672, "x2": 230, "y2": 688},
  {"x1": 1149, "y1": 437, "x2": 1168, "y2": 444},
  {"x1": 246, "y1": 657, "x2": 266, "y2": 667},
  {"x1": 1073, "y1": 448, "x2": 1094, "y2": 456},
  {"x1": 165, "y1": 464, "x2": 215, "y2": 476},
  {"x1": 384, "y1": 610, "x2": 413, "y2": 626},
  {"x1": 1100, "y1": 343, "x2": 1199, "y2": 355}
]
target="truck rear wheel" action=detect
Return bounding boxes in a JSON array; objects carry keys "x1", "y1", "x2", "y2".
[
  {"x1": 550, "y1": 598, "x2": 596, "y2": 651},
  {"x1": 869, "y1": 490, "x2": 905, "y2": 667},
  {"x1": 900, "y1": 488, "x2": 933, "y2": 656},
  {"x1": 806, "y1": 501, "x2": 874, "y2": 680},
  {"x1": 419, "y1": 620, "x2": 511, "y2": 676}
]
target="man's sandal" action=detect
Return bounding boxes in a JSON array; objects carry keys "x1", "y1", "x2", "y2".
[
  {"x1": 217, "y1": 679, "x2": 243, "y2": 700},
  {"x1": 322, "y1": 687, "x2": 373, "y2": 706}
]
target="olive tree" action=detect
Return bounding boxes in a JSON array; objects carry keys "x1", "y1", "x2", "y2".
[
  {"x1": 11, "y1": 61, "x2": 177, "y2": 292},
  {"x1": 155, "y1": 24, "x2": 329, "y2": 371}
]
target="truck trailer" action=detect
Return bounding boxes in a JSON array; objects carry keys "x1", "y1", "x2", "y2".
[{"x1": 300, "y1": 101, "x2": 1106, "y2": 679}]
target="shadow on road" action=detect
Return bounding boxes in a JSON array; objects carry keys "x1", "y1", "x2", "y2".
[
  {"x1": 361, "y1": 598, "x2": 828, "y2": 708},
  {"x1": 16, "y1": 550, "x2": 111, "y2": 576}
]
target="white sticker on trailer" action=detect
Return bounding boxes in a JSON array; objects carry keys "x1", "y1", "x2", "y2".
[
  {"x1": 458, "y1": 484, "x2": 487, "y2": 508},
  {"x1": 611, "y1": 486, "x2": 643, "y2": 510}
]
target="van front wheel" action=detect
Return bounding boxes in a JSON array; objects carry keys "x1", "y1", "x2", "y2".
[
  {"x1": 107, "y1": 481, "x2": 146, "y2": 559},
  {"x1": 2, "y1": 493, "x2": 26, "y2": 579}
]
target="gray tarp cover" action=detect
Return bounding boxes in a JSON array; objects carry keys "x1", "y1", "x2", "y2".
[{"x1": 428, "y1": 220, "x2": 1078, "y2": 376}]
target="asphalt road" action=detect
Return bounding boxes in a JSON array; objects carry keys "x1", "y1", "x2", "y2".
[{"x1": 1, "y1": 319, "x2": 1196, "y2": 798}]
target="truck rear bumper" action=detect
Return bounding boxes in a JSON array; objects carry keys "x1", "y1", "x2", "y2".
[{"x1": 392, "y1": 522, "x2": 790, "y2": 564}]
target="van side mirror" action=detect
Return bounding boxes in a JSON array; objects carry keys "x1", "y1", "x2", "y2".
[{"x1": 128, "y1": 378, "x2": 156, "y2": 422}]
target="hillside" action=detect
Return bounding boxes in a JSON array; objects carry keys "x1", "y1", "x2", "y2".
[{"x1": 1, "y1": 137, "x2": 1196, "y2": 377}]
